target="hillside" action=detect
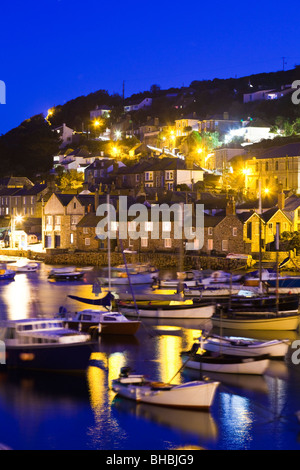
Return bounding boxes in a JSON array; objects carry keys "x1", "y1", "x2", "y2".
[{"x1": 1, "y1": 67, "x2": 300, "y2": 179}]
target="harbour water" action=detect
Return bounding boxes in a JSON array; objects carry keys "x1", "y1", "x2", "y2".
[{"x1": 1, "y1": 262, "x2": 300, "y2": 450}]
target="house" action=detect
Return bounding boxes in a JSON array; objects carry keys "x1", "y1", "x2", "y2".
[
  {"x1": 244, "y1": 143, "x2": 300, "y2": 195},
  {"x1": 198, "y1": 113, "x2": 242, "y2": 137},
  {"x1": 212, "y1": 146, "x2": 246, "y2": 172},
  {"x1": 201, "y1": 198, "x2": 246, "y2": 255},
  {"x1": 53, "y1": 123, "x2": 74, "y2": 149},
  {"x1": 225, "y1": 118, "x2": 275, "y2": 145},
  {"x1": 124, "y1": 97, "x2": 152, "y2": 113},
  {"x1": 243, "y1": 89, "x2": 275, "y2": 103},
  {"x1": 42, "y1": 193, "x2": 96, "y2": 249},
  {"x1": 0, "y1": 183, "x2": 48, "y2": 218},
  {"x1": 142, "y1": 157, "x2": 203, "y2": 190},
  {"x1": 243, "y1": 85, "x2": 292, "y2": 103},
  {"x1": 115, "y1": 159, "x2": 157, "y2": 190},
  {"x1": 175, "y1": 114, "x2": 200, "y2": 137},
  {"x1": 53, "y1": 147, "x2": 95, "y2": 173},
  {"x1": 90, "y1": 105, "x2": 111, "y2": 120},
  {"x1": 84, "y1": 158, "x2": 123, "y2": 188}
]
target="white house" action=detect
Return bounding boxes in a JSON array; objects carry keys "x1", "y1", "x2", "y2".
[
  {"x1": 90, "y1": 105, "x2": 111, "y2": 120},
  {"x1": 53, "y1": 123, "x2": 74, "y2": 149},
  {"x1": 124, "y1": 97, "x2": 152, "y2": 113}
]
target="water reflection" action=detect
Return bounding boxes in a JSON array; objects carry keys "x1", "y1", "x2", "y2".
[
  {"x1": 112, "y1": 396, "x2": 218, "y2": 443},
  {"x1": 1, "y1": 275, "x2": 32, "y2": 320}
]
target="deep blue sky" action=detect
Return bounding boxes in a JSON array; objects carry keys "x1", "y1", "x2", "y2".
[{"x1": 0, "y1": 0, "x2": 299, "y2": 135}]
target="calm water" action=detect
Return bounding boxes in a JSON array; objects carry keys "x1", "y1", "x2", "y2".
[{"x1": 1, "y1": 261, "x2": 300, "y2": 450}]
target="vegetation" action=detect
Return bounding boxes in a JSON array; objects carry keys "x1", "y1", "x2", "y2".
[{"x1": 1, "y1": 67, "x2": 300, "y2": 180}]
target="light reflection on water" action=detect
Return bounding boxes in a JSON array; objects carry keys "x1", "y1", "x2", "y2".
[{"x1": 0, "y1": 264, "x2": 300, "y2": 449}]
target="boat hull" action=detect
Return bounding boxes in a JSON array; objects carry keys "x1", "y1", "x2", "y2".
[
  {"x1": 119, "y1": 302, "x2": 215, "y2": 319},
  {"x1": 48, "y1": 272, "x2": 84, "y2": 281},
  {"x1": 212, "y1": 313, "x2": 300, "y2": 331},
  {"x1": 202, "y1": 337, "x2": 290, "y2": 358},
  {"x1": 63, "y1": 320, "x2": 141, "y2": 336},
  {"x1": 112, "y1": 380, "x2": 220, "y2": 409},
  {"x1": 182, "y1": 353, "x2": 270, "y2": 375},
  {"x1": 98, "y1": 274, "x2": 155, "y2": 285},
  {"x1": 3, "y1": 342, "x2": 93, "y2": 372}
]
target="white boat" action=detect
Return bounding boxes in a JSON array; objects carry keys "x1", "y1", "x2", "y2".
[
  {"x1": 99, "y1": 263, "x2": 158, "y2": 285},
  {"x1": 212, "y1": 294, "x2": 300, "y2": 331},
  {"x1": 181, "y1": 350, "x2": 270, "y2": 375},
  {"x1": 118, "y1": 298, "x2": 215, "y2": 319},
  {"x1": 156, "y1": 270, "x2": 203, "y2": 288},
  {"x1": 61, "y1": 291, "x2": 141, "y2": 335},
  {"x1": 200, "y1": 333, "x2": 290, "y2": 358},
  {"x1": 48, "y1": 267, "x2": 85, "y2": 281},
  {"x1": 59, "y1": 308, "x2": 141, "y2": 336},
  {"x1": 112, "y1": 367, "x2": 220, "y2": 409},
  {"x1": 10, "y1": 262, "x2": 39, "y2": 272},
  {"x1": 0, "y1": 318, "x2": 93, "y2": 371}
]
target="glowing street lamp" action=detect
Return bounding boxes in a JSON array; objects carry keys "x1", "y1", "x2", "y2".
[{"x1": 114, "y1": 130, "x2": 122, "y2": 140}]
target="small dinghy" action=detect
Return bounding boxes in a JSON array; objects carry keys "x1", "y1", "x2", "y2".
[
  {"x1": 112, "y1": 367, "x2": 219, "y2": 409},
  {"x1": 200, "y1": 333, "x2": 290, "y2": 359}
]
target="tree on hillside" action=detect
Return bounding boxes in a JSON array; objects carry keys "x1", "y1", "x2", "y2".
[{"x1": 0, "y1": 114, "x2": 60, "y2": 178}]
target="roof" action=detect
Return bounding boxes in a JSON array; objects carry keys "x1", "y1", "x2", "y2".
[
  {"x1": 256, "y1": 143, "x2": 300, "y2": 160},
  {"x1": 261, "y1": 207, "x2": 292, "y2": 223},
  {"x1": 204, "y1": 214, "x2": 225, "y2": 227},
  {"x1": 283, "y1": 195, "x2": 300, "y2": 211}
]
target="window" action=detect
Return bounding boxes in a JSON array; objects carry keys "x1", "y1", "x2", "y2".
[
  {"x1": 145, "y1": 172, "x2": 153, "y2": 181},
  {"x1": 70, "y1": 233, "x2": 74, "y2": 244},
  {"x1": 222, "y1": 240, "x2": 228, "y2": 251},
  {"x1": 275, "y1": 161, "x2": 279, "y2": 171},
  {"x1": 269, "y1": 223, "x2": 273, "y2": 231},
  {"x1": 232, "y1": 227, "x2": 237, "y2": 236},
  {"x1": 164, "y1": 238, "x2": 172, "y2": 248},
  {"x1": 83, "y1": 227, "x2": 89, "y2": 234},
  {"x1": 207, "y1": 239, "x2": 213, "y2": 251},
  {"x1": 162, "y1": 221, "x2": 171, "y2": 232},
  {"x1": 141, "y1": 238, "x2": 148, "y2": 247},
  {"x1": 208, "y1": 227, "x2": 213, "y2": 236},
  {"x1": 145, "y1": 221, "x2": 153, "y2": 232},
  {"x1": 85, "y1": 238, "x2": 90, "y2": 246}
]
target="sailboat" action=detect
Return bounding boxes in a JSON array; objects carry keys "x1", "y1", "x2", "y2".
[{"x1": 212, "y1": 196, "x2": 300, "y2": 331}]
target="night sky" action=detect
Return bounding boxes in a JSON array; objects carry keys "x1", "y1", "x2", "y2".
[{"x1": 0, "y1": 0, "x2": 299, "y2": 135}]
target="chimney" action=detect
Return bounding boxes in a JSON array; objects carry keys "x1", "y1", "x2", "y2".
[
  {"x1": 278, "y1": 183, "x2": 285, "y2": 210},
  {"x1": 226, "y1": 196, "x2": 236, "y2": 215}
]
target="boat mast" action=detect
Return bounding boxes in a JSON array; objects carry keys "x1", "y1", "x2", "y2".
[
  {"x1": 276, "y1": 223, "x2": 280, "y2": 315},
  {"x1": 107, "y1": 193, "x2": 111, "y2": 293},
  {"x1": 258, "y1": 179, "x2": 263, "y2": 294}
]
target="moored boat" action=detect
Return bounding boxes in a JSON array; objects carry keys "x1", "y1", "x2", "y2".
[
  {"x1": 0, "y1": 268, "x2": 16, "y2": 281},
  {"x1": 200, "y1": 333, "x2": 290, "y2": 358},
  {"x1": 112, "y1": 367, "x2": 220, "y2": 409},
  {"x1": 181, "y1": 350, "x2": 270, "y2": 375},
  {"x1": 99, "y1": 263, "x2": 158, "y2": 285},
  {"x1": 48, "y1": 268, "x2": 85, "y2": 281},
  {"x1": 10, "y1": 262, "x2": 39, "y2": 272},
  {"x1": 118, "y1": 298, "x2": 215, "y2": 319},
  {"x1": 212, "y1": 293, "x2": 300, "y2": 331},
  {"x1": 59, "y1": 309, "x2": 141, "y2": 336},
  {"x1": 60, "y1": 291, "x2": 141, "y2": 335},
  {"x1": 0, "y1": 318, "x2": 93, "y2": 371}
]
